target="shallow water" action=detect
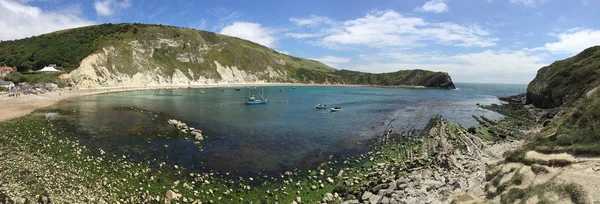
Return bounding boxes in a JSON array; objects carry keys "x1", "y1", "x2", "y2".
[{"x1": 48, "y1": 83, "x2": 526, "y2": 176}]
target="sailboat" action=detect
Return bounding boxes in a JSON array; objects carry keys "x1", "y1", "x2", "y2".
[{"x1": 245, "y1": 88, "x2": 268, "y2": 105}]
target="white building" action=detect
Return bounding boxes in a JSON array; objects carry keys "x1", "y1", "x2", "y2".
[{"x1": 0, "y1": 81, "x2": 15, "y2": 90}]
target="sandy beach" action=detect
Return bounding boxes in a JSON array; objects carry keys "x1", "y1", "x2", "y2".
[{"x1": 0, "y1": 83, "x2": 360, "y2": 123}]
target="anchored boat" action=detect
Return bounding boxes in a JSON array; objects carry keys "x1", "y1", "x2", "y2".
[
  {"x1": 315, "y1": 104, "x2": 327, "y2": 109},
  {"x1": 330, "y1": 107, "x2": 342, "y2": 112},
  {"x1": 245, "y1": 88, "x2": 268, "y2": 105}
]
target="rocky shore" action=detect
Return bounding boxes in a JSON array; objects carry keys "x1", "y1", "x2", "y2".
[
  {"x1": 323, "y1": 116, "x2": 522, "y2": 204},
  {"x1": 0, "y1": 101, "x2": 531, "y2": 204}
]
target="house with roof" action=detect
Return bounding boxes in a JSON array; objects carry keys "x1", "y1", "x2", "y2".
[
  {"x1": 0, "y1": 65, "x2": 17, "y2": 77},
  {"x1": 0, "y1": 81, "x2": 15, "y2": 90}
]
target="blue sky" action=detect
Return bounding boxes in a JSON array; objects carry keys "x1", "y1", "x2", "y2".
[{"x1": 1, "y1": 0, "x2": 600, "y2": 83}]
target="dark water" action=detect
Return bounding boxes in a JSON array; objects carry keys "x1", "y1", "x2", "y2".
[{"x1": 49, "y1": 83, "x2": 526, "y2": 176}]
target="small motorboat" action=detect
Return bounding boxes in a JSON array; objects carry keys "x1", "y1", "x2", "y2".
[
  {"x1": 315, "y1": 104, "x2": 327, "y2": 109},
  {"x1": 234, "y1": 87, "x2": 241, "y2": 91},
  {"x1": 330, "y1": 107, "x2": 342, "y2": 112}
]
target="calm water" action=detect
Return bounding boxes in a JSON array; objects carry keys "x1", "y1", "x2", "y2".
[{"x1": 49, "y1": 83, "x2": 526, "y2": 176}]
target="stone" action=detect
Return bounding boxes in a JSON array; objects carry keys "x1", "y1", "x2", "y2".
[
  {"x1": 433, "y1": 171, "x2": 442, "y2": 181},
  {"x1": 322, "y1": 193, "x2": 334, "y2": 202},
  {"x1": 422, "y1": 179, "x2": 444, "y2": 191},
  {"x1": 361, "y1": 191, "x2": 373, "y2": 201},
  {"x1": 296, "y1": 196, "x2": 301, "y2": 203},
  {"x1": 372, "y1": 184, "x2": 388, "y2": 192},
  {"x1": 369, "y1": 195, "x2": 382, "y2": 204},
  {"x1": 166, "y1": 190, "x2": 181, "y2": 201},
  {"x1": 380, "y1": 197, "x2": 390, "y2": 204},
  {"x1": 341, "y1": 200, "x2": 359, "y2": 204},
  {"x1": 337, "y1": 170, "x2": 345, "y2": 177},
  {"x1": 396, "y1": 178, "x2": 410, "y2": 184}
]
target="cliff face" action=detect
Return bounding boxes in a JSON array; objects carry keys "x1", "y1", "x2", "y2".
[
  {"x1": 0, "y1": 23, "x2": 456, "y2": 89},
  {"x1": 526, "y1": 46, "x2": 600, "y2": 108}
]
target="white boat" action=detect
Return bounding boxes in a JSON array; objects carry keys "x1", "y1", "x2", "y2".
[
  {"x1": 315, "y1": 104, "x2": 327, "y2": 109},
  {"x1": 330, "y1": 107, "x2": 342, "y2": 112}
]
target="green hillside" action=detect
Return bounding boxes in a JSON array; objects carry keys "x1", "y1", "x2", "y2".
[
  {"x1": 519, "y1": 45, "x2": 600, "y2": 155},
  {"x1": 526, "y1": 46, "x2": 600, "y2": 108},
  {"x1": 0, "y1": 23, "x2": 454, "y2": 89}
]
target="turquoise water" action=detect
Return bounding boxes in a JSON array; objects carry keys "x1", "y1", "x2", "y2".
[{"x1": 50, "y1": 83, "x2": 526, "y2": 176}]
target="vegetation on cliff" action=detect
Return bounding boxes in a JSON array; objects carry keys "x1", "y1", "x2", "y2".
[
  {"x1": 293, "y1": 68, "x2": 455, "y2": 89},
  {"x1": 526, "y1": 46, "x2": 600, "y2": 108},
  {"x1": 0, "y1": 23, "x2": 454, "y2": 89},
  {"x1": 520, "y1": 46, "x2": 600, "y2": 156}
]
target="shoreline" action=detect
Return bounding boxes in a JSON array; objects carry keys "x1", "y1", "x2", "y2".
[{"x1": 0, "y1": 82, "x2": 438, "y2": 123}]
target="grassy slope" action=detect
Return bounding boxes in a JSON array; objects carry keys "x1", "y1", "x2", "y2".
[
  {"x1": 526, "y1": 46, "x2": 600, "y2": 108},
  {"x1": 0, "y1": 23, "x2": 454, "y2": 88},
  {"x1": 503, "y1": 46, "x2": 600, "y2": 156}
]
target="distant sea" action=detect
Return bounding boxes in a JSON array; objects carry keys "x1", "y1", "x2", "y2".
[{"x1": 49, "y1": 83, "x2": 526, "y2": 176}]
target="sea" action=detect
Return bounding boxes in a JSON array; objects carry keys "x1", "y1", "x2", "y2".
[{"x1": 48, "y1": 83, "x2": 526, "y2": 177}]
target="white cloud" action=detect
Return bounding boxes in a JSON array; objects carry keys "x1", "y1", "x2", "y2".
[
  {"x1": 0, "y1": 0, "x2": 94, "y2": 41},
  {"x1": 544, "y1": 28, "x2": 600, "y2": 54},
  {"x1": 509, "y1": 0, "x2": 549, "y2": 7},
  {"x1": 220, "y1": 21, "x2": 277, "y2": 48},
  {"x1": 285, "y1": 33, "x2": 325, "y2": 39},
  {"x1": 94, "y1": 0, "x2": 131, "y2": 16},
  {"x1": 277, "y1": 50, "x2": 290, "y2": 55},
  {"x1": 348, "y1": 50, "x2": 546, "y2": 84},
  {"x1": 416, "y1": 0, "x2": 450, "y2": 13},
  {"x1": 289, "y1": 15, "x2": 335, "y2": 27},
  {"x1": 296, "y1": 10, "x2": 497, "y2": 48},
  {"x1": 311, "y1": 56, "x2": 351, "y2": 68}
]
